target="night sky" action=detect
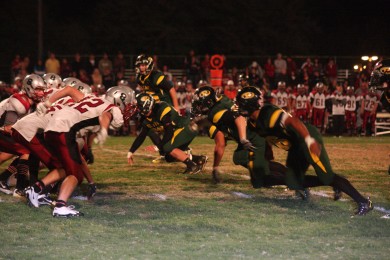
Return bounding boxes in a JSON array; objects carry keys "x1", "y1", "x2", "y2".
[{"x1": 0, "y1": 0, "x2": 388, "y2": 78}]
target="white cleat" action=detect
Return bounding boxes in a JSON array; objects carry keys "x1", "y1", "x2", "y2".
[
  {"x1": 25, "y1": 187, "x2": 40, "y2": 208},
  {"x1": 53, "y1": 205, "x2": 84, "y2": 218}
]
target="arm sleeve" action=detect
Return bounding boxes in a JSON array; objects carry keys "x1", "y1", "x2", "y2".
[
  {"x1": 2, "y1": 111, "x2": 18, "y2": 126},
  {"x1": 129, "y1": 126, "x2": 148, "y2": 153}
]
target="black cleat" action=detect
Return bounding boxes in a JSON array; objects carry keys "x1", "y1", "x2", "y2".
[
  {"x1": 295, "y1": 188, "x2": 310, "y2": 201},
  {"x1": 212, "y1": 169, "x2": 221, "y2": 184},
  {"x1": 333, "y1": 187, "x2": 342, "y2": 201},
  {"x1": 195, "y1": 155, "x2": 208, "y2": 171},
  {"x1": 354, "y1": 197, "x2": 373, "y2": 216},
  {"x1": 182, "y1": 164, "x2": 202, "y2": 175}
]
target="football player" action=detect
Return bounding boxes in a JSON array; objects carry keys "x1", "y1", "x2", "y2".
[
  {"x1": 309, "y1": 82, "x2": 328, "y2": 133},
  {"x1": 345, "y1": 86, "x2": 361, "y2": 136},
  {"x1": 369, "y1": 59, "x2": 390, "y2": 113},
  {"x1": 360, "y1": 87, "x2": 380, "y2": 136},
  {"x1": 191, "y1": 86, "x2": 287, "y2": 186},
  {"x1": 0, "y1": 74, "x2": 46, "y2": 196},
  {"x1": 235, "y1": 86, "x2": 373, "y2": 215},
  {"x1": 271, "y1": 81, "x2": 291, "y2": 112},
  {"x1": 25, "y1": 86, "x2": 133, "y2": 217},
  {"x1": 127, "y1": 93, "x2": 207, "y2": 174},
  {"x1": 291, "y1": 84, "x2": 311, "y2": 123}
]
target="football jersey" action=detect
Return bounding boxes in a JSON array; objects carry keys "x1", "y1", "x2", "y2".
[
  {"x1": 330, "y1": 92, "x2": 346, "y2": 115},
  {"x1": 0, "y1": 93, "x2": 32, "y2": 126},
  {"x1": 141, "y1": 101, "x2": 188, "y2": 134},
  {"x1": 43, "y1": 87, "x2": 62, "y2": 100},
  {"x1": 271, "y1": 90, "x2": 290, "y2": 108},
  {"x1": 362, "y1": 94, "x2": 379, "y2": 112},
  {"x1": 292, "y1": 93, "x2": 309, "y2": 110},
  {"x1": 45, "y1": 95, "x2": 117, "y2": 133},
  {"x1": 309, "y1": 91, "x2": 327, "y2": 109},
  {"x1": 345, "y1": 94, "x2": 361, "y2": 112},
  {"x1": 248, "y1": 104, "x2": 295, "y2": 151},
  {"x1": 136, "y1": 70, "x2": 173, "y2": 104},
  {"x1": 207, "y1": 96, "x2": 238, "y2": 140}
]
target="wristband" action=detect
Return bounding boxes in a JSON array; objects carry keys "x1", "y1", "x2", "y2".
[
  {"x1": 127, "y1": 152, "x2": 133, "y2": 159},
  {"x1": 304, "y1": 136, "x2": 315, "y2": 147}
]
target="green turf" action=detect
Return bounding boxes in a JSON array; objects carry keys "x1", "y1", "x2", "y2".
[{"x1": 0, "y1": 136, "x2": 389, "y2": 259}]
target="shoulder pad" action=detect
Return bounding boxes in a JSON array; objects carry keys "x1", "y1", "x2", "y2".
[{"x1": 9, "y1": 94, "x2": 31, "y2": 115}]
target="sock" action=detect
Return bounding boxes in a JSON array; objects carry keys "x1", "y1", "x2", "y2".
[
  {"x1": 16, "y1": 159, "x2": 29, "y2": 190},
  {"x1": 183, "y1": 158, "x2": 196, "y2": 168},
  {"x1": 0, "y1": 158, "x2": 19, "y2": 182},
  {"x1": 332, "y1": 174, "x2": 367, "y2": 203},
  {"x1": 28, "y1": 155, "x2": 40, "y2": 185},
  {"x1": 33, "y1": 180, "x2": 45, "y2": 193},
  {"x1": 55, "y1": 200, "x2": 66, "y2": 208}
]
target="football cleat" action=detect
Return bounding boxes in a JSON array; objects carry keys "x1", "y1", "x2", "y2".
[
  {"x1": 0, "y1": 181, "x2": 12, "y2": 195},
  {"x1": 212, "y1": 169, "x2": 221, "y2": 184},
  {"x1": 13, "y1": 188, "x2": 26, "y2": 198},
  {"x1": 152, "y1": 155, "x2": 165, "y2": 164},
  {"x1": 87, "y1": 183, "x2": 97, "y2": 200},
  {"x1": 182, "y1": 163, "x2": 202, "y2": 175},
  {"x1": 354, "y1": 197, "x2": 373, "y2": 216},
  {"x1": 53, "y1": 205, "x2": 84, "y2": 218},
  {"x1": 25, "y1": 186, "x2": 40, "y2": 208},
  {"x1": 333, "y1": 187, "x2": 342, "y2": 201},
  {"x1": 38, "y1": 193, "x2": 55, "y2": 207},
  {"x1": 193, "y1": 155, "x2": 208, "y2": 171},
  {"x1": 295, "y1": 188, "x2": 310, "y2": 201}
]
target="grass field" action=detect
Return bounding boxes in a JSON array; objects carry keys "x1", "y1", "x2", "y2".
[{"x1": 0, "y1": 136, "x2": 389, "y2": 259}]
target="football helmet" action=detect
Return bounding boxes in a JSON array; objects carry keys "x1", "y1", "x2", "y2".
[
  {"x1": 277, "y1": 81, "x2": 286, "y2": 91},
  {"x1": 347, "y1": 86, "x2": 354, "y2": 95},
  {"x1": 238, "y1": 74, "x2": 249, "y2": 87},
  {"x1": 136, "y1": 92, "x2": 155, "y2": 116},
  {"x1": 22, "y1": 74, "x2": 47, "y2": 101},
  {"x1": 118, "y1": 80, "x2": 129, "y2": 87},
  {"x1": 315, "y1": 82, "x2": 324, "y2": 92},
  {"x1": 235, "y1": 86, "x2": 264, "y2": 116},
  {"x1": 73, "y1": 83, "x2": 92, "y2": 95},
  {"x1": 369, "y1": 59, "x2": 390, "y2": 91},
  {"x1": 43, "y1": 73, "x2": 62, "y2": 89},
  {"x1": 191, "y1": 86, "x2": 217, "y2": 117},
  {"x1": 62, "y1": 77, "x2": 81, "y2": 88},
  {"x1": 297, "y1": 84, "x2": 305, "y2": 94},
  {"x1": 106, "y1": 86, "x2": 135, "y2": 111},
  {"x1": 135, "y1": 54, "x2": 154, "y2": 75}
]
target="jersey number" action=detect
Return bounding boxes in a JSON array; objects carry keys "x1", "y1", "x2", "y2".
[{"x1": 73, "y1": 98, "x2": 105, "y2": 113}]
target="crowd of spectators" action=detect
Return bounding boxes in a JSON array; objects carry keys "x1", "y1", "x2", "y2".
[{"x1": 1, "y1": 51, "x2": 388, "y2": 137}]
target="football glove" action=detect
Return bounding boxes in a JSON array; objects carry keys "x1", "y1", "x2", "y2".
[{"x1": 240, "y1": 139, "x2": 257, "y2": 151}]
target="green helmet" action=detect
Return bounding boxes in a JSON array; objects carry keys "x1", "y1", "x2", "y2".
[
  {"x1": 191, "y1": 86, "x2": 217, "y2": 118},
  {"x1": 136, "y1": 92, "x2": 155, "y2": 115},
  {"x1": 235, "y1": 86, "x2": 263, "y2": 116}
]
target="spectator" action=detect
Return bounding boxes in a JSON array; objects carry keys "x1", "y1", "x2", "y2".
[
  {"x1": 71, "y1": 53, "x2": 83, "y2": 78},
  {"x1": 286, "y1": 56, "x2": 297, "y2": 76},
  {"x1": 331, "y1": 84, "x2": 346, "y2": 137},
  {"x1": 187, "y1": 55, "x2": 201, "y2": 86},
  {"x1": 230, "y1": 66, "x2": 240, "y2": 86},
  {"x1": 45, "y1": 52, "x2": 60, "y2": 74},
  {"x1": 115, "y1": 70, "x2": 126, "y2": 85},
  {"x1": 184, "y1": 80, "x2": 195, "y2": 116},
  {"x1": 248, "y1": 61, "x2": 263, "y2": 87},
  {"x1": 274, "y1": 53, "x2": 287, "y2": 85},
  {"x1": 162, "y1": 65, "x2": 173, "y2": 82},
  {"x1": 79, "y1": 69, "x2": 91, "y2": 85},
  {"x1": 98, "y1": 52, "x2": 113, "y2": 74},
  {"x1": 264, "y1": 57, "x2": 275, "y2": 89},
  {"x1": 102, "y1": 67, "x2": 115, "y2": 89},
  {"x1": 325, "y1": 57, "x2": 338, "y2": 85},
  {"x1": 313, "y1": 57, "x2": 323, "y2": 75},
  {"x1": 60, "y1": 58, "x2": 72, "y2": 78},
  {"x1": 85, "y1": 54, "x2": 97, "y2": 75},
  {"x1": 33, "y1": 59, "x2": 45, "y2": 76},
  {"x1": 301, "y1": 57, "x2": 314, "y2": 77},
  {"x1": 113, "y1": 51, "x2": 126, "y2": 74},
  {"x1": 224, "y1": 80, "x2": 237, "y2": 100},
  {"x1": 22, "y1": 56, "x2": 32, "y2": 73},
  {"x1": 91, "y1": 68, "x2": 103, "y2": 87},
  {"x1": 152, "y1": 55, "x2": 159, "y2": 71},
  {"x1": 11, "y1": 54, "x2": 21, "y2": 78},
  {"x1": 200, "y1": 54, "x2": 210, "y2": 82}
]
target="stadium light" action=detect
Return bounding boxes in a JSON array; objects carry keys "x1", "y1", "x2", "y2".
[
  {"x1": 361, "y1": 55, "x2": 378, "y2": 62},
  {"x1": 353, "y1": 65, "x2": 359, "y2": 70}
]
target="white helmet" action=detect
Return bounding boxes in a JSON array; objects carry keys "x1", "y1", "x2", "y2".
[
  {"x1": 43, "y1": 73, "x2": 62, "y2": 89},
  {"x1": 62, "y1": 77, "x2": 81, "y2": 88},
  {"x1": 118, "y1": 80, "x2": 129, "y2": 87},
  {"x1": 73, "y1": 83, "x2": 92, "y2": 95},
  {"x1": 105, "y1": 86, "x2": 135, "y2": 111},
  {"x1": 22, "y1": 74, "x2": 47, "y2": 101}
]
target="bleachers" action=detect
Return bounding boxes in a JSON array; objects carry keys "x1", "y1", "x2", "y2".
[{"x1": 124, "y1": 68, "x2": 186, "y2": 81}]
